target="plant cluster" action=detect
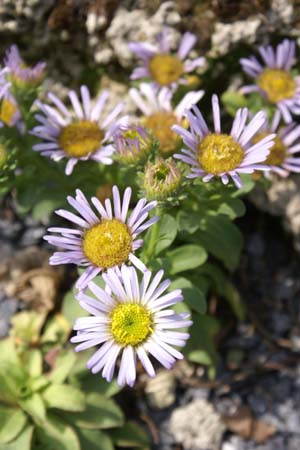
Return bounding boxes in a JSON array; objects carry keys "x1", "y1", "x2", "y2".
[{"x1": 1, "y1": 28, "x2": 300, "y2": 448}]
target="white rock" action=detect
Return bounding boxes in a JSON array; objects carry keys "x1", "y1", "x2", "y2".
[{"x1": 169, "y1": 398, "x2": 226, "y2": 450}]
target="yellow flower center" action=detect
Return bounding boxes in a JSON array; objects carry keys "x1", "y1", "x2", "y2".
[
  {"x1": 143, "y1": 112, "x2": 182, "y2": 155},
  {"x1": 149, "y1": 54, "x2": 184, "y2": 86},
  {"x1": 83, "y1": 219, "x2": 132, "y2": 268},
  {"x1": 110, "y1": 303, "x2": 153, "y2": 346},
  {"x1": 0, "y1": 98, "x2": 17, "y2": 126},
  {"x1": 59, "y1": 120, "x2": 103, "y2": 158},
  {"x1": 198, "y1": 134, "x2": 244, "y2": 175},
  {"x1": 258, "y1": 69, "x2": 296, "y2": 103},
  {"x1": 253, "y1": 132, "x2": 287, "y2": 166}
]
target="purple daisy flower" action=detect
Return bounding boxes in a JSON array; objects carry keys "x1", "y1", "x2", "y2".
[
  {"x1": 5, "y1": 45, "x2": 45, "y2": 87},
  {"x1": 113, "y1": 124, "x2": 152, "y2": 165},
  {"x1": 240, "y1": 39, "x2": 300, "y2": 123},
  {"x1": 44, "y1": 185, "x2": 158, "y2": 289},
  {"x1": 253, "y1": 111, "x2": 300, "y2": 177},
  {"x1": 129, "y1": 28, "x2": 205, "y2": 88},
  {"x1": 172, "y1": 95, "x2": 275, "y2": 188},
  {"x1": 129, "y1": 83, "x2": 204, "y2": 155},
  {"x1": 71, "y1": 265, "x2": 192, "y2": 387},
  {"x1": 31, "y1": 85, "x2": 128, "y2": 175}
]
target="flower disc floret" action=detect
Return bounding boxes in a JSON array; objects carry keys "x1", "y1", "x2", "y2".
[
  {"x1": 110, "y1": 303, "x2": 153, "y2": 346},
  {"x1": 83, "y1": 219, "x2": 132, "y2": 269},
  {"x1": 249, "y1": 116, "x2": 300, "y2": 177},
  {"x1": 253, "y1": 132, "x2": 287, "y2": 166},
  {"x1": 258, "y1": 69, "x2": 296, "y2": 103},
  {"x1": 59, "y1": 120, "x2": 104, "y2": 157},
  {"x1": 144, "y1": 112, "x2": 181, "y2": 154},
  {"x1": 198, "y1": 134, "x2": 244, "y2": 175},
  {"x1": 149, "y1": 54, "x2": 184, "y2": 86},
  {"x1": 0, "y1": 98, "x2": 18, "y2": 126}
]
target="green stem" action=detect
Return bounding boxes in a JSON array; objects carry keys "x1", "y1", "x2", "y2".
[{"x1": 144, "y1": 207, "x2": 161, "y2": 262}]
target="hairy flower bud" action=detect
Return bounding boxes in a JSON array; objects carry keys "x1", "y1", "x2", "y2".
[{"x1": 143, "y1": 158, "x2": 182, "y2": 203}]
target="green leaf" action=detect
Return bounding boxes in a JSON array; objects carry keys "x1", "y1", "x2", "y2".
[
  {"x1": 222, "y1": 91, "x2": 248, "y2": 116},
  {"x1": 167, "y1": 245, "x2": 207, "y2": 274},
  {"x1": 77, "y1": 372, "x2": 120, "y2": 398},
  {"x1": 0, "y1": 425, "x2": 33, "y2": 450},
  {"x1": 197, "y1": 213, "x2": 243, "y2": 271},
  {"x1": 0, "y1": 406, "x2": 27, "y2": 444},
  {"x1": 10, "y1": 311, "x2": 46, "y2": 345},
  {"x1": 33, "y1": 414, "x2": 80, "y2": 450},
  {"x1": 32, "y1": 197, "x2": 64, "y2": 222},
  {"x1": 155, "y1": 214, "x2": 177, "y2": 255},
  {"x1": 217, "y1": 197, "x2": 245, "y2": 219},
  {"x1": 42, "y1": 385, "x2": 85, "y2": 412},
  {"x1": 19, "y1": 393, "x2": 46, "y2": 425},
  {"x1": 26, "y1": 350, "x2": 42, "y2": 378},
  {"x1": 41, "y1": 314, "x2": 71, "y2": 345},
  {"x1": 69, "y1": 392, "x2": 124, "y2": 430},
  {"x1": 110, "y1": 421, "x2": 150, "y2": 448},
  {"x1": 62, "y1": 290, "x2": 88, "y2": 327},
  {"x1": 199, "y1": 264, "x2": 246, "y2": 321},
  {"x1": 170, "y1": 277, "x2": 206, "y2": 314},
  {"x1": 48, "y1": 349, "x2": 76, "y2": 384},
  {"x1": 184, "y1": 313, "x2": 220, "y2": 377},
  {"x1": 0, "y1": 338, "x2": 20, "y2": 367},
  {"x1": 177, "y1": 210, "x2": 200, "y2": 234},
  {"x1": 0, "y1": 363, "x2": 26, "y2": 403},
  {"x1": 77, "y1": 429, "x2": 114, "y2": 450}
]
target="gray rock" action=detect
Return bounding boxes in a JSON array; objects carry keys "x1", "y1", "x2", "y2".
[
  {"x1": 19, "y1": 227, "x2": 45, "y2": 247},
  {"x1": 0, "y1": 297, "x2": 19, "y2": 337}
]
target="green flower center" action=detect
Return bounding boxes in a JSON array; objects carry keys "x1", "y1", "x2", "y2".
[{"x1": 110, "y1": 303, "x2": 153, "y2": 346}]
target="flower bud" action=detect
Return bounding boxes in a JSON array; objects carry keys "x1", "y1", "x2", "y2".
[{"x1": 143, "y1": 158, "x2": 182, "y2": 202}]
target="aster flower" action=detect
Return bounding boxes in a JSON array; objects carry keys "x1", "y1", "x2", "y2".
[
  {"x1": 129, "y1": 28, "x2": 205, "y2": 88},
  {"x1": 240, "y1": 39, "x2": 300, "y2": 123},
  {"x1": 31, "y1": 85, "x2": 128, "y2": 175},
  {"x1": 130, "y1": 83, "x2": 204, "y2": 155},
  {"x1": 44, "y1": 186, "x2": 158, "y2": 289},
  {"x1": 4, "y1": 45, "x2": 45, "y2": 87},
  {"x1": 252, "y1": 111, "x2": 300, "y2": 177},
  {"x1": 71, "y1": 265, "x2": 192, "y2": 387},
  {"x1": 173, "y1": 95, "x2": 275, "y2": 188},
  {"x1": 113, "y1": 124, "x2": 152, "y2": 165}
]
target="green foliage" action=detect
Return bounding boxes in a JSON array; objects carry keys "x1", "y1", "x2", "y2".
[{"x1": 0, "y1": 334, "x2": 149, "y2": 450}]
